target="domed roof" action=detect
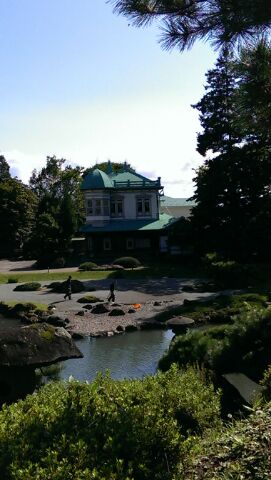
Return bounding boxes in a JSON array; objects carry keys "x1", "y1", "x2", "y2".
[{"x1": 81, "y1": 169, "x2": 114, "y2": 190}]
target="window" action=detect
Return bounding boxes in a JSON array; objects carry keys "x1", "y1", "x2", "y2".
[
  {"x1": 103, "y1": 238, "x2": 111, "y2": 251},
  {"x1": 137, "y1": 197, "x2": 151, "y2": 216},
  {"x1": 86, "y1": 198, "x2": 109, "y2": 216},
  {"x1": 111, "y1": 197, "x2": 123, "y2": 217},
  {"x1": 86, "y1": 199, "x2": 93, "y2": 215}
]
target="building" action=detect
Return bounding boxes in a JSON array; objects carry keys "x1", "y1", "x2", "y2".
[
  {"x1": 80, "y1": 162, "x2": 179, "y2": 256},
  {"x1": 160, "y1": 196, "x2": 196, "y2": 219}
]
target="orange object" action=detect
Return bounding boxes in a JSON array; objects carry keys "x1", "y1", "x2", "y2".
[{"x1": 133, "y1": 303, "x2": 141, "y2": 309}]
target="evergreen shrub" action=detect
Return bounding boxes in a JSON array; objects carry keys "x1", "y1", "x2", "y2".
[
  {"x1": 78, "y1": 261, "x2": 97, "y2": 271},
  {"x1": 112, "y1": 257, "x2": 141, "y2": 268},
  {"x1": 14, "y1": 282, "x2": 41, "y2": 291},
  {"x1": 77, "y1": 295, "x2": 101, "y2": 303}
]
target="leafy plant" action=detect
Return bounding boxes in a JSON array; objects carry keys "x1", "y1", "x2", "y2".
[
  {"x1": 0, "y1": 365, "x2": 221, "y2": 480},
  {"x1": 7, "y1": 277, "x2": 18, "y2": 284},
  {"x1": 112, "y1": 257, "x2": 141, "y2": 268}
]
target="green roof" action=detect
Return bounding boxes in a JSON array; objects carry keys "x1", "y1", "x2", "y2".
[
  {"x1": 81, "y1": 169, "x2": 113, "y2": 190},
  {"x1": 81, "y1": 165, "x2": 161, "y2": 191},
  {"x1": 160, "y1": 196, "x2": 196, "y2": 207},
  {"x1": 81, "y1": 213, "x2": 176, "y2": 233}
]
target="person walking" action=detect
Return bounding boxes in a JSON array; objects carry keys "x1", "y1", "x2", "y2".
[
  {"x1": 108, "y1": 282, "x2": 115, "y2": 303},
  {"x1": 64, "y1": 275, "x2": 72, "y2": 300}
]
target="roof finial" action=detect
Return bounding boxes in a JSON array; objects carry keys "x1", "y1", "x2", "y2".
[{"x1": 106, "y1": 159, "x2": 113, "y2": 175}]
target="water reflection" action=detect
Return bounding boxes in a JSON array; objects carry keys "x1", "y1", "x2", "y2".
[{"x1": 59, "y1": 330, "x2": 174, "y2": 382}]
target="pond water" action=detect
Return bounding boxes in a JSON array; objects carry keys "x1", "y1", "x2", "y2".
[{"x1": 58, "y1": 330, "x2": 174, "y2": 382}]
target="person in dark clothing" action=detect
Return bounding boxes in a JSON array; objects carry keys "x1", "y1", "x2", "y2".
[
  {"x1": 108, "y1": 282, "x2": 115, "y2": 302},
  {"x1": 64, "y1": 275, "x2": 72, "y2": 300}
]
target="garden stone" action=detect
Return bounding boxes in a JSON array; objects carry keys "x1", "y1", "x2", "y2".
[
  {"x1": 83, "y1": 304, "x2": 93, "y2": 310},
  {"x1": 116, "y1": 325, "x2": 124, "y2": 332},
  {"x1": 91, "y1": 304, "x2": 109, "y2": 314},
  {"x1": 125, "y1": 325, "x2": 138, "y2": 332},
  {"x1": 128, "y1": 308, "x2": 136, "y2": 313},
  {"x1": 46, "y1": 314, "x2": 68, "y2": 327},
  {"x1": 108, "y1": 308, "x2": 125, "y2": 316},
  {"x1": 76, "y1": 311, "x2": 85, "y2": 316}
]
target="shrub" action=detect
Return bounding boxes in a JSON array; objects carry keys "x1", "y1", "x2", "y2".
[
  {"x1": 7, "y1": 277, "x2": 18, "y2": 284},
  {"x1": 78, "y1": 261, "x2": 98, "y2": 271},
  {"x1": 112, "y1": 256, "x2": 141, "y2": 268},
  {"x1": 14, "y1": 282, "x2": 41, "y2": 291},
  {"x1": 77, "y1": 295, "x2": 101, "y2": 303},
  {"x1": 47, "y1": 279, "x2": 85, "y2": 293},
  {"x1": 204, "y1": 258, "x2": 255, "y2": 288},
  {"x1": 160, "y1": 309, "x2": 271, "y2": 381},
  {"x1": 185, "y1": 404, "x2": 271, "y2": 479},
  {"x1": 0, "y1": 365, "x2": 221, "y2": 480}
]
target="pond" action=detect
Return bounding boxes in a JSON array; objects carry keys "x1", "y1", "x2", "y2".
[{"x1": 57, "y1": 329, "x2": 175, "y2": 382}]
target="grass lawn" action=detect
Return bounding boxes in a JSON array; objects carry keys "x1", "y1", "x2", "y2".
[
  {"x1": 0, "y1": 261, "x2": 205, "y2": 284},
  {"x1": 1, "y1": 300, "x2": 49, "y2": 311}
]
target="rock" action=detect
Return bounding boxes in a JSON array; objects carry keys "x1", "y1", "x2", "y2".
[
  {"x1": 91, "y1": 304, "x2": 110, "y2": 314},
  {"x1": 108, "y1": 308, "x2": 125, "y2": 316},
  {"x1": 125, "y1": 324, "x2": 138, "y2": 332},
  {"x1": 128, "y1": 308, "x2": 136, "y2": 313},
  {"x1": 116, "y1": 325, "x2": 124, "y2": 332},
  {"x1": 76, "y1": 311, "x2": 85, "y2": 316},
  {"x1": 70, "y1": 331, "x2": 87, "y2": 339},
  {"x1": 0, "y1": 323, "x2": 83, "y2": 368},
  {"x1": 183, "y1": 299, "x2": 191, "y2": 306},
  {"x1": 153, "y1": 301, "x2": 162, "y2": 306},
  {"x1": 83, "y1": 304, "x2": 93, "y2": 310},
  {"x1": 107, "y1": 331, "x2": 114, "y2": 337},
  {"x1": 46, "y1": 314, "x2": 68, "y2": 327}
]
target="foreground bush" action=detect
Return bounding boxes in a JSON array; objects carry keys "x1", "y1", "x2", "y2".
[
  {"x1": 0, "y1": 366, "x2": 221, "y2": 480},
  {"x1": 14, "y1": 282, "x2": 41, "y2": 291},
  {"x1": 112, "y1": 256, "x2": 141, "y2": 268},
  {"x1": 184, "y1": 404, "x2": 271, "y2": 480}
]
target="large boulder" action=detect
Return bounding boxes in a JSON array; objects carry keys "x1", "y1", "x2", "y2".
[{"x1": 0, "y1": 323, "x2": 83, "y2": 368}]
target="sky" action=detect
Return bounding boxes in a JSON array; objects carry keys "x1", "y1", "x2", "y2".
[{"x1": 0, "y1": 0, "x2": 217, "y2": 197}]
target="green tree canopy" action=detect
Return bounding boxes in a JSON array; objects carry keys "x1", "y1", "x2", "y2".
[
  {"x1": 110, "y1": 0, "x2": 271, "y2": 51},
  {"x1": 27, "y1": 156, "x2": 84, "y2": 262},
  {"x1": 191, "y1": 42, "x2": 271, "y2": 260}
]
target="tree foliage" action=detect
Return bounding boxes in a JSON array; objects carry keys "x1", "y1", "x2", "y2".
[
  {"x1": 191, "y1": 42, "x2": 271, "y2": 260},
  {"x1": 0, "y1": 157, "x2": 37, "y2": 257},
  {"x1": 27, "y1": 156, "x2": 84, "y2": 261},
  {"x1": 110, "y1": 0, "x2": 271, "y2": 51}
]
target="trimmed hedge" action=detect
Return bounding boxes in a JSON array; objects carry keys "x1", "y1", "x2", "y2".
[
  {"x1": 47, "y1": 279, "x2": 85, "y2": 293},
  {"x1": 14, "y1": 282, "x2": 41, "y2": 291},
  {"x1": 78, "y1": 261, "x2": 97, "y2": 271},
  {"x1": 77, "y1": 295, "x2": 101, "y2": 304},
  {"x1": 112, "y1": 256, "x2": 141, "y2": 268}
]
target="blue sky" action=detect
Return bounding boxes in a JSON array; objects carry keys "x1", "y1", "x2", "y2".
[{"x1": 1, "y1": 0, "x2": 216, "y2": 196}]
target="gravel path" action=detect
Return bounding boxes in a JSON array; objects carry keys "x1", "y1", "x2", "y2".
[{"x1": 0, "y1": 278, "x2": 214, "y2": 336}]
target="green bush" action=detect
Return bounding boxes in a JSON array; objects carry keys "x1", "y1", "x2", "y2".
[
  {"x1": 7, "y1": 277, "x2": 18, "y2": 284},
  {"x1": 77, "y1": 295, "x2": 101, "y2": 303},
  {"x1": 0, "y1": 365, "x2": 221, "y2": 480},
  {"x1": 14, "y1": 282, "x2": 41, "y2": 291},
  {"x1": 78, "y1": 261, "x2": 98, "y2": 271},
  {"x1": 160, "y1": 309, "x2": 271, "y2": 381},
  {"x1": 112, "y1": 256, "x2": 141, "y2": 268},
  {"x1": 185, "y1": 404, "x2": 271, "y2": 479},
  {"x1": 204, "y1": 258, "x2": 256, "y2": 288},
  {"x1": 47, "y1": 279, "x2": 85, "y2": 293}
]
